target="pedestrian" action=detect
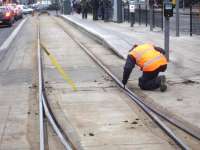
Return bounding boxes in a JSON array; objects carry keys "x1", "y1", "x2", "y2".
[
  {"x1": 122, "y1": 43, "x2": 168, "y2": 92},
  {"x1": 81, "y1": 0, "x2": 89, "y2": 19},
  {"x1": 103, "y1": 0, "x2": 110, "y2": 22},
  {"x1": 99, "y1": 0, "x2": 104, "y2": 20},
  {"x1": 55, "y1": 2, "x2": 59, "y2": 16},
  {"x1": 76, "y1": 1, "x2": 82, "y2": 14},
  {"x1": 91, "y1": 0, "x2": 99, "y2": 20}
]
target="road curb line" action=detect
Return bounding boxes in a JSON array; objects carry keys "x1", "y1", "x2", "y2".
[{"x1": 0, "y1": 18, "x2": 28, "y2": 52}]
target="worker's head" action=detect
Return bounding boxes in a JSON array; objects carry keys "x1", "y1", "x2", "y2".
[{"x1": 133, "y1": 44, "x2": 138, "y2": 49}]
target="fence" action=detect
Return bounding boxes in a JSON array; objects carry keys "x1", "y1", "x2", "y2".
[
  {"x1": 134, "y1": 5, "x2": 149, "y2": 26},
  {"x1": 123, "y1": 1, "x2": 200, "y2": 36},
  {"x1": 191, "y1": 2, "x2": 200, "y2": 35},
  {"x1": 123, "y1": 3, "x2": 164, "y2": 29}
]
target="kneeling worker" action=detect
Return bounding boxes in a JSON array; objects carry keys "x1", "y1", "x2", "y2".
[{"x1": 122, "y1": 43, "x2": 168, "y2": 92}]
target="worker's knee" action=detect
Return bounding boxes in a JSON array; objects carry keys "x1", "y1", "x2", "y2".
[
  {"x1": 138, "y1": 77, "x2": 147, "y2": 90},
  {"x1": 138, "y1": 77, "x2": 160, "y2": 91}
]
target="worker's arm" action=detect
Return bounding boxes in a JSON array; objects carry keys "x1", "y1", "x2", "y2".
[
  {"x1": 154, "y1": 46, "x2": 166, "y2": 55},
  {"x1": 122, "y1": 55, "x2": 135, "y2": 86}
]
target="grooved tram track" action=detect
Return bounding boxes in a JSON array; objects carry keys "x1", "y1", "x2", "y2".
[
  {"x1": 37, "y1": 14, "x2": 199, "y2": 150},
  {"x1": 37, "y1": 18, "x2": 75, "y2": 150}
]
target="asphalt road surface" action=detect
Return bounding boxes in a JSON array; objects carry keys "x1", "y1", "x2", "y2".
[{"x1": 0, "y1": 19, "x2": 22, "y2": 46}]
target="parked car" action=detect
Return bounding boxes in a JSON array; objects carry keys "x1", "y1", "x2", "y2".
[
  {"x1": 7, "y1": 4, "x2": 23, "y2": 20},
  {"x1": 18, "y1": 5, "x2": 33, "y2": 15},
  {"x1": 6, "y1": 4, "x2": 17, "y2": 20},
  {"x1": 0, "y1": 6, "x2": 15, "y2": 27},
  {"x1": 15, "y1": 4, "x2": 23, "y2": 19}
]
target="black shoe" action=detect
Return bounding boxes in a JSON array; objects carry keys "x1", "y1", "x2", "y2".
[{"x1": 160, "y1": 75, "x2": 167, "y2": 92}]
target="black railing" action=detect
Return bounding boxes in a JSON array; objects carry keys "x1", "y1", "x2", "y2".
[
  {"x1": 123, "y1": 2, "x2": 200, "y2": 36},
  {"x1": 191, "y1": 2, "x2": 200, "y2": 35}
]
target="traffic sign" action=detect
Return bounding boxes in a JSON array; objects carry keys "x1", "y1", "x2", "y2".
[{"x1": 129, "y1": 4, "x2": 135, "y2": 13}]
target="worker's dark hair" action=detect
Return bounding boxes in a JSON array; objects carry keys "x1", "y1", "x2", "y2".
[
  {"x1": 129, "y1": 44, "x2": 138, "y2": 52},
  {"x1": 133, "y1": 44, "x2": 138, "y2": 49}
]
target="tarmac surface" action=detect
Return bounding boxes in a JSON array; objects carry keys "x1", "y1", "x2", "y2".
[
  {"x1": 61, "y1": 13, "x2": 200, "y2": 132},
  {"x1": 0, "y1": 20, "x2": 22, "y2": 46}
]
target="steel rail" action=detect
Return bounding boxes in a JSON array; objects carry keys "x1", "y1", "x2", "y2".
[
  {"x1": 60, "y1": 26, "x2": 191, "y2": 150},
  {"x1": 41, "y1": 93, "x2": 73, "y2": 150},
  {"x1": 37, "y1": 21, "x2": 45, "y2": 150},
  {"x1": 37, "y1": 18, "x2": 74, "y2": 150},
  {"x1": 55, "y1": 17, "x2": 200, "y2": 141}
]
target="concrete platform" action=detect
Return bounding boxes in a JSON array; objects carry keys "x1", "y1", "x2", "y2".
[{"x1": 61, "y1": 14, "x2": 200, "y2": 133}]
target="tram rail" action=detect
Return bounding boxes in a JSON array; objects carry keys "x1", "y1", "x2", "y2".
[
  {"x1": 52, "y1": 16, "x2": 192, "y2": 150},
  {"x1": 37, "y1": 14, "x2": 199, "y2": 150},
  {"x1": 55, "y1": 16, "x2": 200, "y2": 141},
  {"x1": 37, "y1": 19, "x2": 75, "y2": 150}
]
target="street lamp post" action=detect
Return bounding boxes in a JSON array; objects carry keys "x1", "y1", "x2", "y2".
[
  {"x1": 129, "y1": 0, "x2": 135, "y2": 27},
  {"x1": 149, "y1": 0, "x2": 154, "y2": 31},
  {"x1": 163, "y1": 0, "x2": 173, "y2": 61},
  {"x1": 176, "y1": 0, "x2": 180, "y2": 36}
]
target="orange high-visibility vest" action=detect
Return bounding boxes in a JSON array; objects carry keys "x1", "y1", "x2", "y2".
[{"x1": 129, "y1": 44, "x2": 167, "y2": 72}]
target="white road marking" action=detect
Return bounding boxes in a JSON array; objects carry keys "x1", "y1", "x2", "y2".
[{"x1": 0, "y1": 18, "x2": 28, "y2": 52}]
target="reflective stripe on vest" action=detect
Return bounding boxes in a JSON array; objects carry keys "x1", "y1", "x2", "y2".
[
  {"x1": 142, "y1": 55, "x2": 167, "y2": 71},
  {"x1": 143, "y1": 55, "x2": 163, "y2": 70}
]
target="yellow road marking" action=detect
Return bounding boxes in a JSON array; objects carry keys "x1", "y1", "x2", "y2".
[{"x1": 41, "y1": 43, "x2": 77, "y2": 91}]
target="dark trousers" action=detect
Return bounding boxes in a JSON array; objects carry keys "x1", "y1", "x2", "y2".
[
  {"x1": 139, "y1": 65, "x2": 167, "y2": 90},
  {"x1": 82, "y1": 9, "x2": 88, "y2": 19},
  {"x1": 130, "y1": 13, "x2": 135, "y2": 27},
  {"x1": 104, "y1": 8, "x2": 109, "y2": 21},
  {"x1": 101, "y1": 8, "x2": 104, "y2": 20},
  {"x1": 93, "y1": 9, "x2": 98, "y2": 20}
]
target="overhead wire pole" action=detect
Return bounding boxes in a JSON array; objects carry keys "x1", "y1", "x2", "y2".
[
  {"x1": 164, "y1": 0, "x2": 173, "y2": 61},
  {"x1": 129, "y1": 1, "x2": 135, "y2": 27},
  {"x1": 176, "y1": 0, "x2": 180, "y2": 36},
  {"x1": 145, "y1": 2, "x2": 148, "y2": 26},
  {"x1": 55, "y1": 0, "x2": 58, "y2": 16},
  {"x1": 161, "y1": 3, "x2": 164, "y2": 31},
  {"x1": 190, "y1": 0, "x2": 193, "y2": 36},
  {"x1": 149, "y1": 0, "x2": 154, "y2": 31},
  {"x1": 164, "y1": 15, "x2": 170, "y2": 60}
]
